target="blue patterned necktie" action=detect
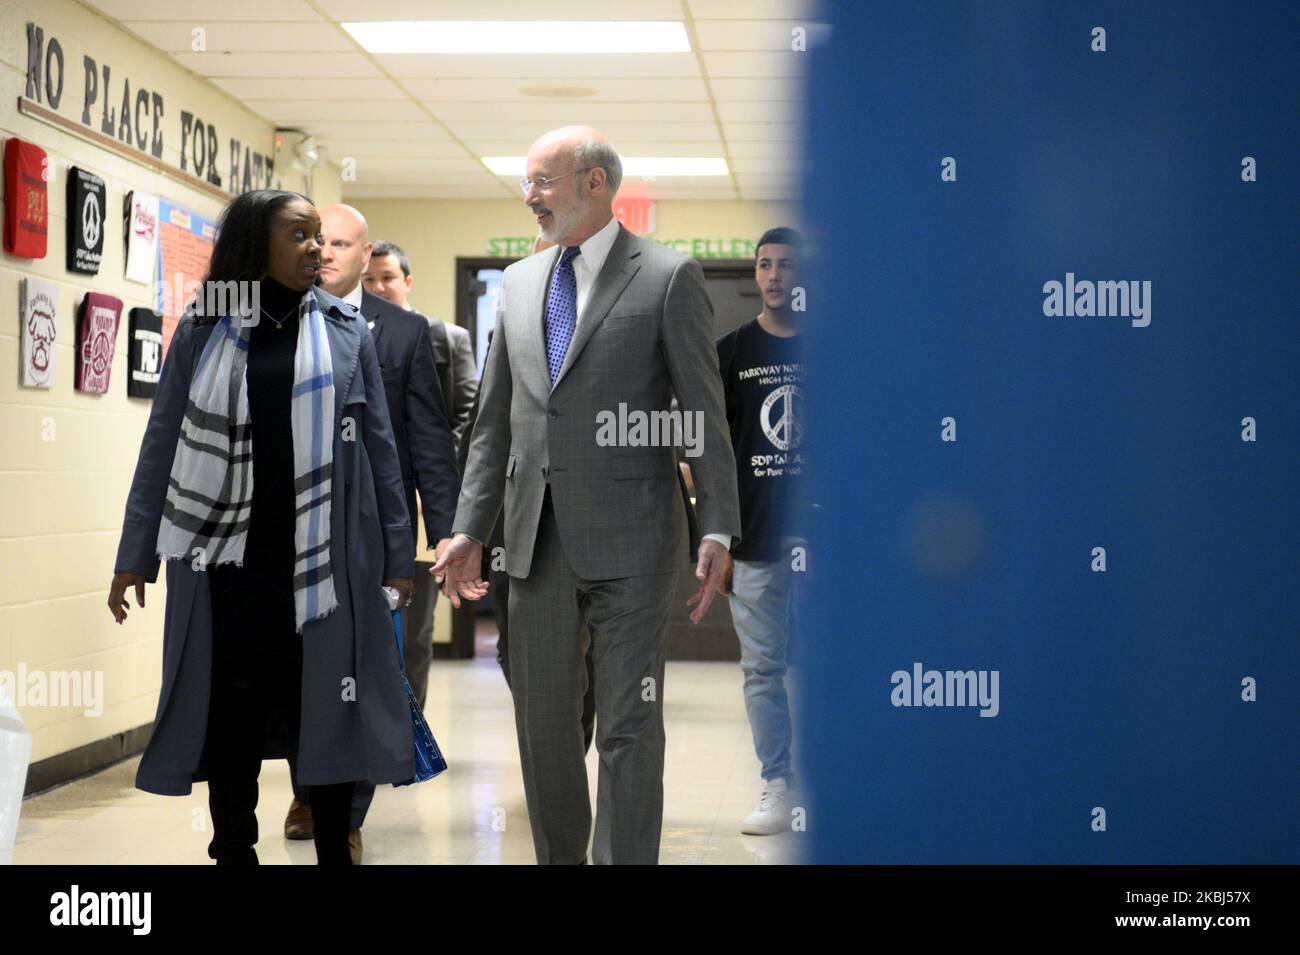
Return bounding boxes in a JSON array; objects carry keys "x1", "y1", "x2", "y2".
[{"x1": 545, "y1": 246, "x2": 581, "y2": 384}]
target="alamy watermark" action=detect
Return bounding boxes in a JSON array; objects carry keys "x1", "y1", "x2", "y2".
[
  {"x1": 152, "y1": 275, "x2": 267, "y2": 325},
  {"x1": 49, "y1": 885, "x2": 150, "y2": 934},
  {"x1": 1, "y1": 664, "x2": 103, "y2": 717},
  {"x1": 1042, "y1": 272, "x2": 1151, "y2": 327},
  {"x1": 890, "y1": 662, "x2": 999, "y2": 718},
  {"x1": 595, "y1": 402, "x2": 704, "y2": 458}
]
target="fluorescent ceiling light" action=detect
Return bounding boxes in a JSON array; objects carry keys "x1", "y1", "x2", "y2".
[
  {"x1": 343, "y1": 21, "x2": 691, "y2": 54},
  {"x1": 483, "y1": 157, "x2": 729, "y2": 177}
]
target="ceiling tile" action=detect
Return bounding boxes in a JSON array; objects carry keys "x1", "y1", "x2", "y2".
[
  {"x1": 170, "y1": 52, "x2": 383, "y2": 78},
  {"x1": 402, "y1": 77, "x2": 709, "y2": 101},
  {"x1": 716, "y1": 100, "x2": 801, "y2": 124},
  {"x1": 702, "y1": 51, "x2": 809, "y2": 78},
  {"x1": 708, "y1": 77, "x2": 804, "y2": 101},
  {"x1": 721, "y1": 121, "x2": 803, "y2": 142},
  {"x1": 245, "y1": 100, "x2": 429, "y2": 123},
  {"x1": 82, "y1": 0, "x2": 812, "y2": 202},
  {"x1": 427, "y1": 101, "x2": 715, "y2": 123},
  {"x1": 317, "y1": 140, "x2": 470, "y2": 158},
  {"x1": 318, "y1": 0, "x2": 685, "y2": 18},
  {"x1": 724, "y1": 139, "x2": 800, "y2": 158},
  {"x1": 121, "y1": 21, "x2": 353, "y2": 52},
  {"x1": 300, "y1": 121, "x2": 452, "y2": 140},
  {"x1": 687, "y1": 0, "x2": 815, "y2": 19},
  {"x1": 85, "y1": 0, "x2": 321, "y2": 20},
  {"x1": 344, "y1": 186, "x2": 509, "y2": 199},
  {"x1": 342, "y1": 156, "x2": 486, "y2": 173},
  {"x1": 345, "y1": 171, "x2": 502, "y2": 187},
  {"x1": 728, "y1": 155, "x2": 804, "y2": 175},
  {"x1": 210, "y1": 77, "x2": 409, "y2": 100},
  {"x1": 449, "y1": 121, "x2": 723, "y2": 144},
  {"x1": 375, "y1": 53, "x2": 700, "y2": 79}
]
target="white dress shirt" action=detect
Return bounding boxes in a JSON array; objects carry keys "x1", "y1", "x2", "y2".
[
  {"x1": 549, "y1": 216, "x2": 732, "y2": 552},
  {"x1": 340, "y1": 282, "x2": 366, "y2": 321},
  {"x1": 547, "y1": 214, "x2": 621, "y2": 330}
]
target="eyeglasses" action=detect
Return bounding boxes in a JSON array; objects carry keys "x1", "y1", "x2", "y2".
[{"x1": 520, "y1": 167, "x2": 591, "y2": 196}]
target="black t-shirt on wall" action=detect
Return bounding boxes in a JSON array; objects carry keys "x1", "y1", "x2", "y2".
[{"x1": 716, "y1": 318, "x2": 804, "y2": 561}]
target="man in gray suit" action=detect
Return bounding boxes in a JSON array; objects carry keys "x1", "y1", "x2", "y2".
[{"x1": 434, "y1": 126, "x2": 741, "y2": 865}]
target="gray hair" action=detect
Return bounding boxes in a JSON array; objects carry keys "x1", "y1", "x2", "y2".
[{"x1": 575, "y1": 138, "x2": 622, "y2": 196}]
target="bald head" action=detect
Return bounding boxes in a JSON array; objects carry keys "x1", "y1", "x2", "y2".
[
  {"x1": 524, "y1": 126, "x2": 622, "y2": 246},
  {"x1": 527, "y1": 126, "x2": 622, "y2": 197},
  {"x1": 321, "y1": 203, "x2": 368, "y2": 236},
  {"x1": 318, "y1": 203, "x2": 373, "y2": 297}
]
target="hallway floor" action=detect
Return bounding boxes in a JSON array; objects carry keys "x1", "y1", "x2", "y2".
[{"x1": 14, "y1": 647, "x2": 801, "y2": 865}]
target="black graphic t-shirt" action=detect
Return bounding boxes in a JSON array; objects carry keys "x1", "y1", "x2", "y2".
[
  {"x1": 127, "y1": 308, "x2": 163, "y2": 399},
  {"x1": 66, "y1": 167, "x2": 105, "y2": 274},
  {"x1": 717, "y1": 319, "x2": 804, "y2": 561}
]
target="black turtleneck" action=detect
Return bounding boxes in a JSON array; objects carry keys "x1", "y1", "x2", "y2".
[
  {"x1": 206, "y1": 276, "x2": 310, "y2": 740},
  {"x1": 239, "y1": 276, "x2": 303, "y2": 582}
]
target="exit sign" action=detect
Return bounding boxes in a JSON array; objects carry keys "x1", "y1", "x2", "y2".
[{"x1": 613, "y1": 197, "x2": 655, "y2": 234}]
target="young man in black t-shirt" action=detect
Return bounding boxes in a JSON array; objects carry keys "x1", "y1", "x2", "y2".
[{"x1": 716, "y1": 227, "x2": 805, "y2": 835}]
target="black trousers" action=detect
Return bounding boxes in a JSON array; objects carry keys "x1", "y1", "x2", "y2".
[{"x1": 204, "y1": 565, "x2": 354, "y2": 865}]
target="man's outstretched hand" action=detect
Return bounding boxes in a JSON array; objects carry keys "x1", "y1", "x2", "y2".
[
  {"x1": 431, "y1": 534, "x2": 489, "y2": 608},
  {"x1": 686, "y1": 538, "x2": 731, "y2": 624}
]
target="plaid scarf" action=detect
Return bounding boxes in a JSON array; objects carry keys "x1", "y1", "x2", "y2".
[{"x1": 156, "y1": 289, "x2": 337, "y2": 631}]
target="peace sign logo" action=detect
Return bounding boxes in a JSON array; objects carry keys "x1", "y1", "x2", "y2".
[
  {"x1": 81, "y1": 191, "x2": 102, "y2": 248},
  {"x1": 760, "y1": 384, "x2": 802, "y2": 451}
]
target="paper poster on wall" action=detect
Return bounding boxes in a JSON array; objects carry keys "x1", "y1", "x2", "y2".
[
  {"x1": 127, "y1": 307, "x2": 163, "y2": 399},
  {"x1": 66, "y1": 167, "x2": 105, "y2": 274},
  {"x1": 3, "y1": 137, "x2": 48, "y2": 258},
  {"x1": 76, "y1": 292, "x2": 123, "y2": 394},
  {"x1": 156, "y1": 198, "x2": 217, "y2": 357},
  {"x1": 20, "y1": 277, "x2": 58, "y2": 389},
  {"x1": 124, "y1": 191, "x2": 159, "y2": 285}
]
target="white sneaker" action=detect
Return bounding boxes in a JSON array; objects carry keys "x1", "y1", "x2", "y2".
[{"x1": 741, "y1": 778, "x2": 791, "y2": 835}]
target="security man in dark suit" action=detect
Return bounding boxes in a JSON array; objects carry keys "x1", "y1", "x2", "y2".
[{"x1": 365, "y1": 240, "x2": 479, "y2": 712}]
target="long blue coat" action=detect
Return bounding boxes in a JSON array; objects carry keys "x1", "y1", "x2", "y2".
[{"x1": 114, "y1": 289, "x2": 415, "y2": 794}]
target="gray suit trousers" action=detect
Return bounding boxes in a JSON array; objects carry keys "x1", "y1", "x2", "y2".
[{"x1": 510, "y1": 493, "x2": 677, "y2": 865}]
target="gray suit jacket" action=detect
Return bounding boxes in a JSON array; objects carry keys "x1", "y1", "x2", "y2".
[
  {"x1": 425, "y1": 317, "x2": 478, "y2": 452},
  {"x1": 454, "y1": 223, "x2": 740, "y2": 580}
]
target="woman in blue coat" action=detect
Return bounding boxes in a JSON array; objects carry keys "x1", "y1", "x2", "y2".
[{"x1": 107, "y1": 190, "x2": 415, "y2": 864}]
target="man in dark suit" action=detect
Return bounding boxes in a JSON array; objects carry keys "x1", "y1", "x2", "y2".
[
  {"x1": 283, "y1": 204, "x2": 459, "y2": 863},
  {"x1": 366, "y1": 240, "x2": 478, "y2": 708},
  {"x1": 364, "y1": 240, "x2": 478, "y2": 447}
]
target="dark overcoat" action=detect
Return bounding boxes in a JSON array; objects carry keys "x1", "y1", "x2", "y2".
[{"x1": 114, "y1": 288, "x2": 415, "y2": 794}]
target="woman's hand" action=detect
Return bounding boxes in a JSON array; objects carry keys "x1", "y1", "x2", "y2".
[
  {"x1": 108, "y1": 573, "x2": 148, "y2": 624},
  {"x1": 384, "y1": 577, "x2": 415, "y2": 608}
]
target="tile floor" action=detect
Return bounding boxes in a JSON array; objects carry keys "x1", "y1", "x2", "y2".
[{"x1": 14, "y1": 647, "x2": 802, "y2": 865}]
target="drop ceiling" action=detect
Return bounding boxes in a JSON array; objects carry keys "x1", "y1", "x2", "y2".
[{"x1": 81, "y1": 0, "x2": 817, "y2": 201}]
